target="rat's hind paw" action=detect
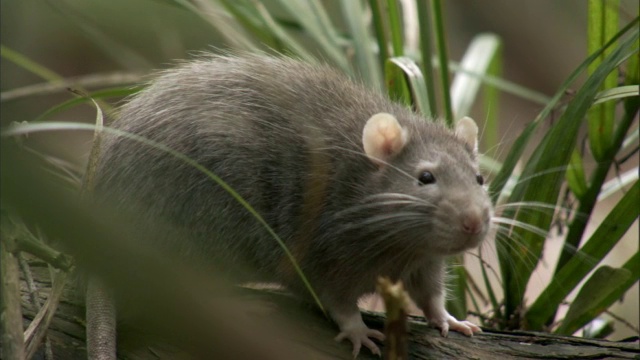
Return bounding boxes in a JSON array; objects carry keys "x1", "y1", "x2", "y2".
[
  {"x1": 431, "y1": 314, "x2": 482, "y2": 337},
  {"x1": 335, "y1": 328, "x2": 385, "y2": 358}
]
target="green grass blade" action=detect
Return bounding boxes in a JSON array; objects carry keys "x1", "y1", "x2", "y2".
[
  {"x1": 386, "y1": 0, "x2": 404, "y2": 56},
  {"x1": 415, "y1": 0, "x2": 438, "y2": 119},
  {"x1": 368, "y1": 0, "x2": 391, "y2": 75},
  {"x1": 270, "y1": 0, "x2": 350, "y2": 74},
  {"x1": 3, "y1": 121, "x2": 325, "y2": 315},
  {"x1": 549, "y1": 102, "x2": 639, "y2": 329},
  {"x1": 446, "y1": 256, "x2": 467, "y2": 320},
  {"x1": 598, "y1": 167, "x2": 639, "y2": 201},
  {"x1": 306, "y1": 0, "x2": 348, "y2": 57},
  {"x1": 587, "y1": 0, "x2": 620, "y2": 161},
  {"x1": 479, "y1": 251, "x2": 501, "y2": 318},
  {"x1": 1, "y1": 72, "x2": 143, "y2": 102},
  {"x1": 553, "y1": 41, "x2": 638, "y2": 290},
  {"x1": 487, "y1": 17, "x2": 639, "y2": 205},
  {"x1": 340, "y1": 0, "x2": 382, "y2": 89},
  {"x1": 216, "y1": 0, "x2": 279, "y2": 49},
  {"x1": 431, "y1": 0, "x2": 453, "y2": 126},
  {"x1": 593, "y1": 85, "x2": 639, "y2": 105},
  {"x1": 500, "y1": 30, "x2": 639, "y2": 323},
  {"x1": 0, "y1": 45, "x2": 62, "y2": 82},
  {"x1": 76, "y1": 90, "x2": 104, "y2": 194},
  {"x1": 482, "y1": 41, "x2": 502, "y2": 156},
  {"x1": 449, "y1": 63, "x2": 550, "y2": 105},
  {"x1": 251, "y1": 1, "x2": 318, "y2": 65},
  {"x1": 525, "y1": 180, "x2": 639, "y2": 330},
  {"x1": 450, "y1": 33, "x2": 502, "y2": 119},
  {"x1": 387, "y1": 57, "x2": 431, "y2": 115},
  {"x1": 35, "y1": 87, "x2": 143, "y2": 122},
  {"x1": 555, "y1": 256, "x2": 639, "y2": 335},
  {"x1": 170, "y1": 0, "x2": 257, "y2": 51},
  {"x1": 44, "y1": 0, "x2": 153, "y2": 70},
  {"x1": 478, "y1": 154, "x2": 502, "y2": 177},
  {"x1": 385, "y1": 58, "x2": 412, "y2": 107}
]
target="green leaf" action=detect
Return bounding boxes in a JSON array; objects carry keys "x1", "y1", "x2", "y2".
[
  {"x1": 431, "y1": 0, "x2": 453, "y2": 126},
  {"x1": 566, "y1": 150, "x2": 588, "y2": 198},
  {"x1": 270, "y1": 0, "x2": 351, "y2": 74},
  {"x1": 44, "y1": 1, "x2": 153, "y2": 70},
  {"x1": 449, "y1": 33, "x2": 502, "y2": 155},
  {"x1": 487, "y1": 17, "x2": 639, "y2": 205},
  {"x1": 500, "y1": 30, "x2": 639, "y2": 322},
  {"x1": 598, "y1": 168, "x2": 639, "y2": 201},
  {"x1": 450, "y1": 33, "x2": 502, "y2": 120},
  {"x1": 448, "y1": 63, "x2": 550, "y2": 105},
  {"x1": 556, "y1": 254, "x2": 639, "y2": 335},
  {"x1": 415, "y1": 0, "x2": 438, "y2": 119},
  {"x1": 525, "y1": 180, "x2": 639, "y2": 330},
  {"x1": 482, "y1": 41, "x2": 502, "y2": 157},
  {"x1": 446, "y1": 256, "x2": 467, "y2": 320},
  {"x1": 340, "y1": 0, "x2": 382, "y2": 89},
  {"x1": 384, "y1": 58, "x2": 412, "y2": 107},
  {"x1": 582, "y1": 319, "x2": 615, "y2": 338},
  {"x1": 385, "y1": 0, "x2": 404, "y2": 56},
  {"x1": 368, "y1": 0, "x2": 391, "y2": 76},
  {"x1": 0, "y1": 45, "x2": 62, "y2": 83},
  {"x1": 386, "y1": 57, "x2": 432, "y2": 116},
  {"x1": 216, "y1": 0, "x2": 279, "y2": 49},
  {"x1": 593, "y1": 85, "x2": 639, "y2": 105},
  {"x1": 251, "y1": 2, "x2": 318, "y2": 65},
  {"x1": 480, "y1": 250, "x2": 501, "y2": 318},
  {"x1": 170, "y1": 0, "x2": 257, "y2": 51}
]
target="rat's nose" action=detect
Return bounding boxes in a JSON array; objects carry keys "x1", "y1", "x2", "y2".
[{"x1": 461, "y1": 214, "x2": 483, "y2": 234}]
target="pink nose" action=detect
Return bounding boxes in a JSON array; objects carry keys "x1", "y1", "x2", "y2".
[{"x1": 462, "y1": 215, "x2": 483, "y2": 234}]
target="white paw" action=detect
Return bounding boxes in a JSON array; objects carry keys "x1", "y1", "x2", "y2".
[
  {"x1": 335, "y1": 327, "x2": 385, "y2": 358},
  {"x1": 429, "y1": 314, "x2": 482, "y2": 337}
]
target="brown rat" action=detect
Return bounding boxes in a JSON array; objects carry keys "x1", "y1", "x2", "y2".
[{"x1": 94, "y1": 54, "x2": 492, "y2": 357}]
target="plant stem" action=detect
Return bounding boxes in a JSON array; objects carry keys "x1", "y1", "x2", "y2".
[
  {"x1": 416, "y1": 0, "x2": 438, "y2": 119},
  {"x1": 431, "y1": 0, "x2": 453, "y2": 126}
]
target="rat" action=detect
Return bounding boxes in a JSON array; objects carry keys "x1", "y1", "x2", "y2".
[{"x1": 93, "y1": 54, "x2": 492, "y2": 357}]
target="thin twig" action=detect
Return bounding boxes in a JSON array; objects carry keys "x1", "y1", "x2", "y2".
[
  {"x1": 18, "y1": 254, "x2": 55, "y2": 360},
  {"x1": 604, "y1": 309, "x2": 640, "y2": 334},
  {"x1": 24, "y1": 270, "x2": 68, "y2": 359}
]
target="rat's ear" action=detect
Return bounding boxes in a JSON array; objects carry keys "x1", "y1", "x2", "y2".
[
  {"x1": 362, "y1": 112, "x2": 408, "y2": 165},
  {"x1": 455, "y1": 116, "x2": 479, "y2": 153}
]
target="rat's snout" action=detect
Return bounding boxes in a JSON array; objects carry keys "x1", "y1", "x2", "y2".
[
  {"x1": 462, "y1": 214, "x2": 483, "y2": 234},
  {"x1": 460, "y1": 206, "x2": 490, "y2": 236}
]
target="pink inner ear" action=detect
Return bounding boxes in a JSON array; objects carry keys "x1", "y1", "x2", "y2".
[
  {"x1": 380, "y1": 128, "x2": 400, "y2": 156},
  {"x1": 362, "y1": 113, "x2": 408, "y2": 164}
]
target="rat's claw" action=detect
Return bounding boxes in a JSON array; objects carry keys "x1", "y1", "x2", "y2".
[
  {"x1": 430, "y1": 314, "x2": 482, "y2": 337},
  {"x1": 448, "y1": 319, "x2": 482, "y2": 336},
  {"x1": 335, "y1": 328, "x2": 385, "y2": 358}
]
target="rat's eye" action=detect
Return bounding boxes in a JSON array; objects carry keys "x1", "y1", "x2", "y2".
[
  {"x1": 418, "y1": 171, "x2": 436, "y2": 185},
  {"x1": 476, "y1": 174, "x2": 484, "y2": 185}
]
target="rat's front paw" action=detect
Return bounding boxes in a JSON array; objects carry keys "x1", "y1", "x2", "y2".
[
  {"x1": 335, "y1": 326, "x2": 385, "y2": 358},
  {"x1": 428, "y1": 313, "x2": 482, "y2": 337}
]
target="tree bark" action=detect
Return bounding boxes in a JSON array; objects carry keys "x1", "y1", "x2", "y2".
[{"x1": 9, "y1": 257, "x2": 639, "y2": 360}]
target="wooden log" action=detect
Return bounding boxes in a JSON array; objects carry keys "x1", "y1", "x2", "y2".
[{"x1": 11, "y1": 258, "x2": 640, "y2": 360}]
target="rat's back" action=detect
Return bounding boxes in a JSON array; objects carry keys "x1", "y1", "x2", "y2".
[{"x1": 94, "y1": 55, "x2": 400, "y2": 274}]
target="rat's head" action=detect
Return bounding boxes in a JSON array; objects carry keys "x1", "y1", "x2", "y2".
[{"x1": 357, "y1": 113, "x2": 493, "y2": 256}]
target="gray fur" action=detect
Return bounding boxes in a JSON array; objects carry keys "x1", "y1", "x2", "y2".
[{"x1": 94, "y1": 54, "x2": 492, "y2": 349}]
